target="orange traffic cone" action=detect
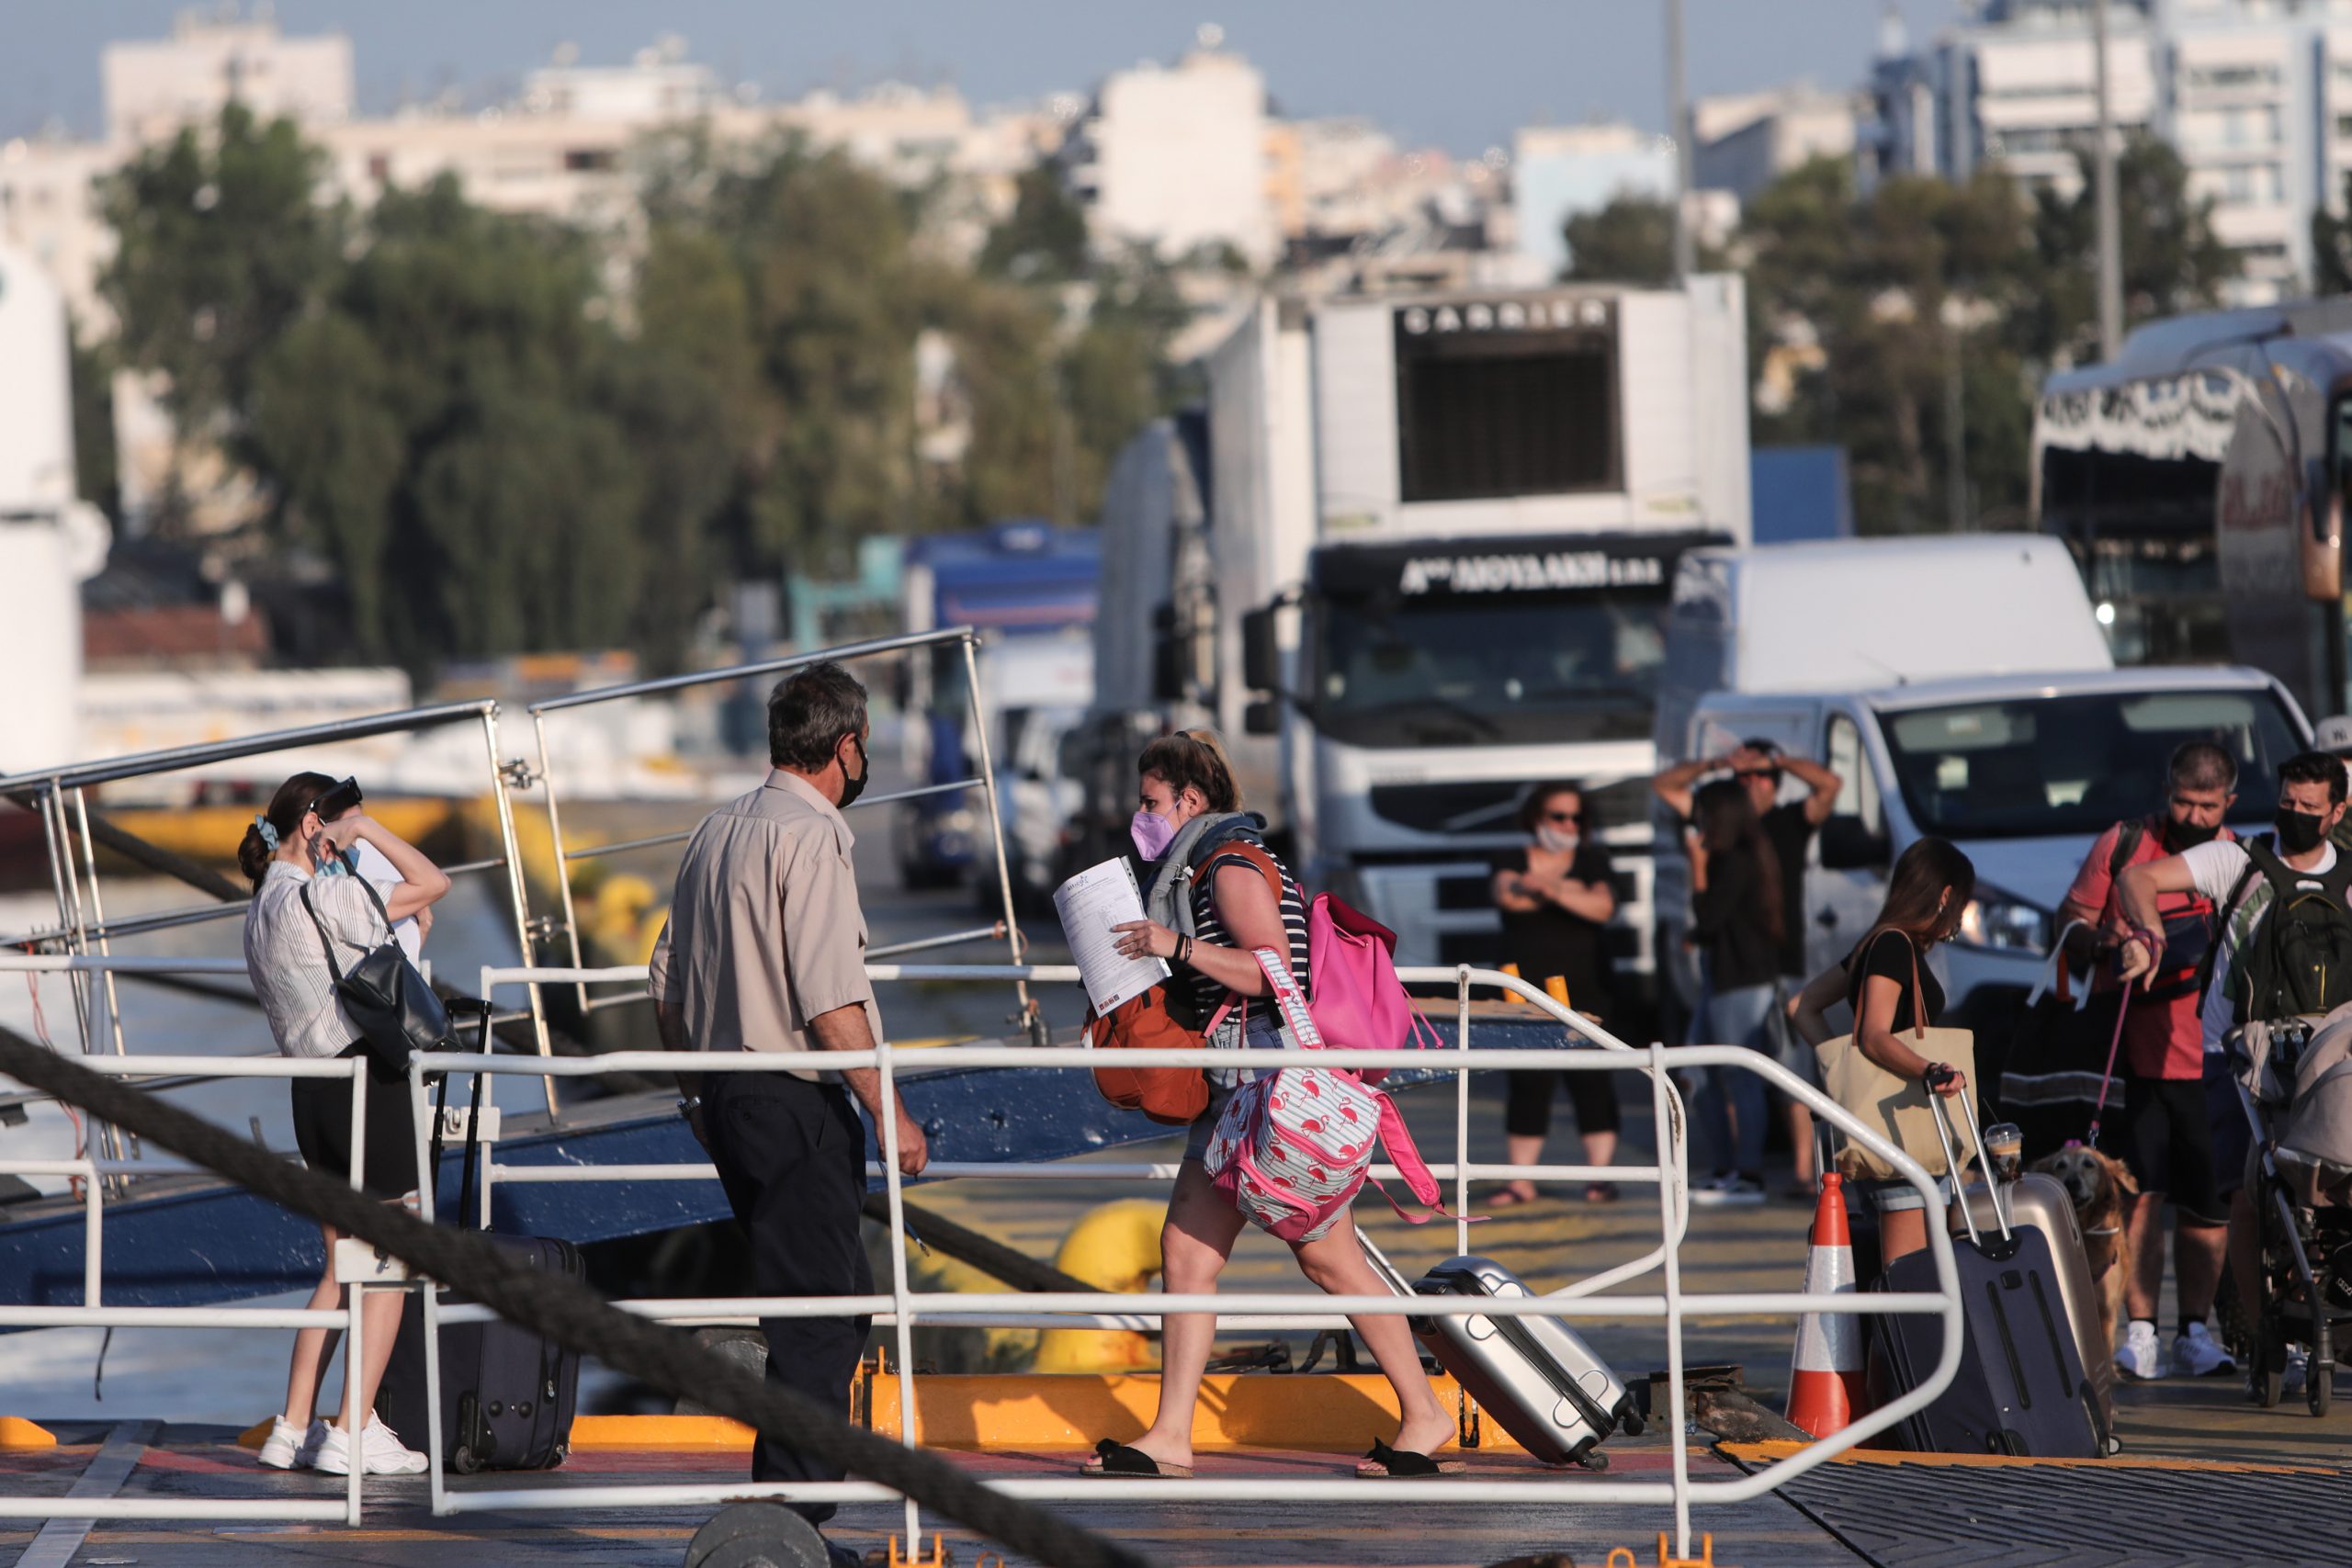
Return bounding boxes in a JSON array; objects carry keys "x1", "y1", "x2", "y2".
[{"x1": 1785, "y1": 1172, "x2": 1867, "y2": 1438}]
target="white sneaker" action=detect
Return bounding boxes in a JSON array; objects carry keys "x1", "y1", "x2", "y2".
[
  {"x1": 2172, "y1": 1321, "x2": 2237, "y2": 1378},
  {"x1": 255, "y1": 1415, "x2": 307, "y2": 1471},
  {"x1": 2115, "y1": 1320, "x2": 2164, "y2": 1381},
  {"x1": 313, "y1": 1415, "x2": 429, "y2": 1476},
  {"x1": 1688, "y1": 1171, "x2": 1767, "y2": 1207}
]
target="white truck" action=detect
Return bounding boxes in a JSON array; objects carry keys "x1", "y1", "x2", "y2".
[
  {"x1": 1654, "y1": 536, "x2": 2313, "y2": 1036},
  {"x1": 1097, "y1": 277, "x2": 1752, "y2": 1001}
]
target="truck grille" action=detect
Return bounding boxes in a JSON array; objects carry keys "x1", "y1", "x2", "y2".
[{"x1": 1368, "y1": 775, "x2": 1653, "y2": 837}]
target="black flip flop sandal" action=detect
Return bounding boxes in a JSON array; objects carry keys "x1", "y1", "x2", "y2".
[
  {"x1": 1081, "y1": 1438, "x2": 1193, "y2": 1478},
  {"x1": 1355, "y1": 1436, "x2": 1463, "y2": 1478}
]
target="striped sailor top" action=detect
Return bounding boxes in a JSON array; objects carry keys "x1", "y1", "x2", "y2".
[{"x1": 1182, "y1": 843, "x2": 1312, "y2": 1025}]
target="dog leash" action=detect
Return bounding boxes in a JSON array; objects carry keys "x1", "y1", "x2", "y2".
[{"x1": 2081, "y1": 979, "x2": 2131, "y2": 1148}]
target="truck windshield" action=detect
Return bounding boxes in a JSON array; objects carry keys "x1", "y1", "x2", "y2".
[
  {"x1": 1310, "y1": 592, "x2": 1668, "y2": 747},
  {"x1": 1876, "y1": 688, "x2": 2303, "y2": 840}
]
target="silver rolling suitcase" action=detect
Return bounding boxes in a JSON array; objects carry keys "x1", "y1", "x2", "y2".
[
  {"x1": 1962, "y1": 1171, "x2": 2120, "y2": 1451},
  {"x1": 1405, "y1": 1253, "x2": 1642, "y2": 1470}
]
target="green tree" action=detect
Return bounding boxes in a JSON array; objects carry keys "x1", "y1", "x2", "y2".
[
  {"x1": 978, "y1": 162, "x2": 1091, "y2": 283},
  {"x1": 2312, "y1": 173, "x2": 2352, "y2": 296},
  {"x1": 98, "y1": 102, "x2": 344, "y2": 518},
  {"x1": 1744, "y1": 162, "x2": 2035, "y2": 533},
  {"x1": 2028, "y1": 137, "x2": 2239, "y2": 363},
  {"x1": 70, "y1": 330, "x2": 119, "y2": 520},
  {"x1": 1561, "y1": 196, "x2": 1677, "y2": 286}
]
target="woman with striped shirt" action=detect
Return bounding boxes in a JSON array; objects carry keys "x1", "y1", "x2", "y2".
[{"x1": 1085, "y1": 731, "x2": 1456, "y2": 1481}]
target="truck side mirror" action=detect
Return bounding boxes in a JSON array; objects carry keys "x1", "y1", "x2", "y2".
[
  {"x1": 1150, "y1": 604, "x2": 1183, "y2": 703},
  {"x1": 1240, "y1": 605, "x2": 1277, "y2": 694},
  {"x1": 2307, "y1": 482, "x2": 2346, "y2": 603},
  {"x1": 1817, "y1": 817, "x2": 1891, "y2": 872},
  {"x1": 1243, "y1": 698, "x2": 1281, "y2": 737}
]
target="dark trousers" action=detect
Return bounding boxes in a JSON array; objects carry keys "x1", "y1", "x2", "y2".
[
  {"x1": 1503, "y1": 1068, "x2": 1622, "y2": 1139},
  {"x1": 705, "y1": 1071, "x2": 873, "y2": 1519}
]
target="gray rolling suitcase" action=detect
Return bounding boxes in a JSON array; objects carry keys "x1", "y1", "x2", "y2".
[
  {"x1": 1962, "y1": 1170, "x2": 2120, "y2": 1452},
  {"x1": 1403, "y1": 1252, "x2": 1642, "y2": 1470},
  {"x1": 1869, "y1": 1091, "x2": 2103, "y2": 1458}
]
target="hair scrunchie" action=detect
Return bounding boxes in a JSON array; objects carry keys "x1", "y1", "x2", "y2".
[{"x1": 253, "y1": 815, "x2": 279, "y2": 852}]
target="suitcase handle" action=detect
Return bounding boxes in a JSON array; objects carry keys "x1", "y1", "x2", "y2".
[{"x1": 1924, "y1": 1077, "x2": 2011, "y2": 1248}]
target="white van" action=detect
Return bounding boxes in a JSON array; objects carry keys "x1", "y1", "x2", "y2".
[{"x1": 1656, "y1": 538, "x2": 2313, "y2": 1033}]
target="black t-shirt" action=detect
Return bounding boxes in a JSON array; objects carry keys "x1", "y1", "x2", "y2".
[
  {"x1": 1759, "y1": 802, "x2": 1815, "y2": 978},
  {"x1": 1691, "y1": 840, "x2": 1783, "y2": 991},
  {"x1": 1846, "y1": 929, "x2": 1945, "y2": 1034},
  {"x1": 1495, "y1": 843, "x2": 1617, "y2": 1022}
]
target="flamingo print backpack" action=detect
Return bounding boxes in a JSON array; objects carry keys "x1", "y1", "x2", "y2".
[{"x1": 1202, "y1": 947, "x2": 1457, "y2": 1243}]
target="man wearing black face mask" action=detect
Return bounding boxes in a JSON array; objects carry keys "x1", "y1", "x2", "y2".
[
  {"x1": 2119, "y1": 748, "x2": 2352, "y2": 1385},
  {"x1": 649, "y1": 660, "x2": 920, "y2": 1568},
  {"x1": 2057, "y1": 741, "x2": 2237, "y2": 1382}
]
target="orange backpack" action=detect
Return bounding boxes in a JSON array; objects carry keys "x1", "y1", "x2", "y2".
[{"x1": 1085, "y1": 841, "x2": 1288, "y2": 1124}]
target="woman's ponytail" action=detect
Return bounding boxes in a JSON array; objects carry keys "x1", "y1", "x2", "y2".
[{"x1": 240, "y1": 772, "x2": 336, "y2": 892}]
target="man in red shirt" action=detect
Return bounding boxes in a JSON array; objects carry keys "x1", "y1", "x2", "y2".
[{"x1": 2057, "y1": 740, "x2": 2237, "y2": 1381}]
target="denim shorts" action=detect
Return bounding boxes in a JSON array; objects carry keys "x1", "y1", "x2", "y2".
[{"x1": 1182, "y1": 1010, "x2": 1283, "y2": 1163}]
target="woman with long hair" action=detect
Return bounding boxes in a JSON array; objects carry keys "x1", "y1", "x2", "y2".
[
  {"x1": 1082, "y1": 729, "x2": 1456, "y2": 1480},
  {"x1": 239, "y1": 772, "x2": 451, "y2": 1475},
  {"x1": 1684, "y1": 778, "x2": 1786, "y2": 1201},
  {"x1": 1791, "y1": 836, "x2": 1976, "y2": 1263},
  {"x1": 1488, "y1": 782, "x2": 1622, "y2": 1205}
]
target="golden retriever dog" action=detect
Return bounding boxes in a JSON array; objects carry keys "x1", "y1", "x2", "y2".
[{"x1": 2034, "y1": 1144, "x2": 2140, "y2": 1353}]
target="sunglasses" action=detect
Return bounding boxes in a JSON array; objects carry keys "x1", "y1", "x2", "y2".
[
  {"x1": 1543, "y1": 810, "x2": 1583, "y2": 824},
  {"x1": 306, "y1": 776, "x2": 364, "y2": 820}
]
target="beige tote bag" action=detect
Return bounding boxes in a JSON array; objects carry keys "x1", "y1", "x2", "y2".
[{"x1": 1815, "y1": 930, "x2": 1977, "y2": 1182}]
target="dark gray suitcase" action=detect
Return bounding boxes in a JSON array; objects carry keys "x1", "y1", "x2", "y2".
[
  {"x1": 375, "y1": 1049, "x2": 581, "y2": 1471},
  {"x1": 1408, "y1": 1254, "x2": 1642, "y2": 1470},
  {"x1": 1870, "y1": 1093, "x2": 2102, "y2": 1458},
  {"x1": 1962, "y1": 1170, "x2": 2119, "y2": 1450}
]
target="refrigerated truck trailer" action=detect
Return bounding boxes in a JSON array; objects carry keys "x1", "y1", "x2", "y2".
[{"x1": 1101, "y1": 277, "x2": 1751, "y2": 998}]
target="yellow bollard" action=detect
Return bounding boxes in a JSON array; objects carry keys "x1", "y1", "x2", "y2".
[
  {"x1": 1544, "y1": 974, "x2": 1572, "y2": 1010},
  {"x1": 1035, "y1": 1198, "x2": 1166, "y2": 1373}
]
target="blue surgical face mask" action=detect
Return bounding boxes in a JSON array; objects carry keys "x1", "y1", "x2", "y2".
[{"x1": 314, "y1": 844, "x2": 356, "y2": 878}]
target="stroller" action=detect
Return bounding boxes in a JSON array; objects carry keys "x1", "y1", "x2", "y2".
[{"x1": 2228, "y1": 1012, "x2": 2352, "y2": 1415}]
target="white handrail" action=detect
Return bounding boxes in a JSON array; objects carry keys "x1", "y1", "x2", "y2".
[
  {"x1": 0, "y1": 1055, "x2": 376, "y2": 1527},
  {"x1": 437, "y1": 962, "x2": 1958, "y2": 1554},
  {"x1": 4, "y1": 956, "x2": 1962, "y2": 1558}
]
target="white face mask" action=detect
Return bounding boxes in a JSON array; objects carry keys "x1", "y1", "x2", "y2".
[{"x1": 1534, "y1": 824, "x2": 1578, "y2": 853}]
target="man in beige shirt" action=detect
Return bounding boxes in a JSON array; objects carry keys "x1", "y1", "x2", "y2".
[{"x1": 650, "y1": 661, "x2": 926, "y2": 1551}]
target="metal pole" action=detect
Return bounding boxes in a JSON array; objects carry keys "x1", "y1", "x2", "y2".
[
  {"x1": 532, "y1": 713, "x2": 593, "y2": 1020},
  {"x1": 1667, "y1": 0, "x2": 1695, "y2": 281},
  {"x1": 41, "y1": 784, "x2": 119, "y2": 1167},
  {"x1": 1455, "y1": 966, "x2": 1472, "y2": 1258},
  {"x1": 70, "y1": 790, "x2": 140, "y2": 1162},
  {"x1": 956, "y1": 634, "x2": 1034, "y2": 1034},
  {"x1": 876, "y1": 1040, "x2": 922, "y2": 1550},
  {"x1": 480, "y1": 710, "x2": 559, "y2": 1119},
  {"x1": 2093, "y1": 0, "x2": 2124, "y2": 360},
  {"x1": 1651, "y1": 1037, "x2": 1691, "y2": 1557}
]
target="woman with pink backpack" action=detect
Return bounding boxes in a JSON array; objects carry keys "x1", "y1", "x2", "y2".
[{"x1": 1083, "y1": 730, "x2": 1458, "y2": 1480}]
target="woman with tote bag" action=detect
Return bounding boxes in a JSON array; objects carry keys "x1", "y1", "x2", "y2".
[{"x1": 1790, "y1": 837, "x2": 1977, "y2": 1265}]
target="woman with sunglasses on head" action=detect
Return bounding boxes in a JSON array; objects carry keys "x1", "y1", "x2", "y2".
[
  {"x1": 238, "y1": 773, "x2": 451, "y2": 1477},
  {"x1": 1488, "y1": 783, "x2": 1622, "y2": 1205}
]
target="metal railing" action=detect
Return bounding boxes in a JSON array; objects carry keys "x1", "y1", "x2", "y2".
[
  {"x1": 520, "y1": 627, "x2": 1030, "y2": 1037},
  {"x1": 0, "y1": 626, "x2": 1019, "y2": 1147},
  {"x1": 0, "y1": 1053, "x2": 383, "y2": 1527},
  {"x1": 430, "y1": 960, "x2": 1962, "y2": 1559},
  {"x1": 0, "y1": 952, "x2": 1962, "y2": 1552}
]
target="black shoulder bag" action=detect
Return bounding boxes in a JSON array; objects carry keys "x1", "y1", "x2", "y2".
[{"x1": 300, "y1": 876, "x2": 456, "y2": 1072}]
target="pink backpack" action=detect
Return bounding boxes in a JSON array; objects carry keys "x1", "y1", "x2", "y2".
[
  {"x1": 1203, "y1": 948, "x2": 1461, "y2": 1243},
  {"x1": 1306, "y1": 894, "x2": 1445, "y2": 1084}
]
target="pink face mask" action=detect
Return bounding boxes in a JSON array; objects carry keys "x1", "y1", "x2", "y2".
[{"x1": 1131, "y1": 809, "x2": 1177, "y2": 861}]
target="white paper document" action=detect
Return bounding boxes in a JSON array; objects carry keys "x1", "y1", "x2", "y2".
[{"x1": 1053, "y1": 857, "x2": 1170, "y2": 1015}]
